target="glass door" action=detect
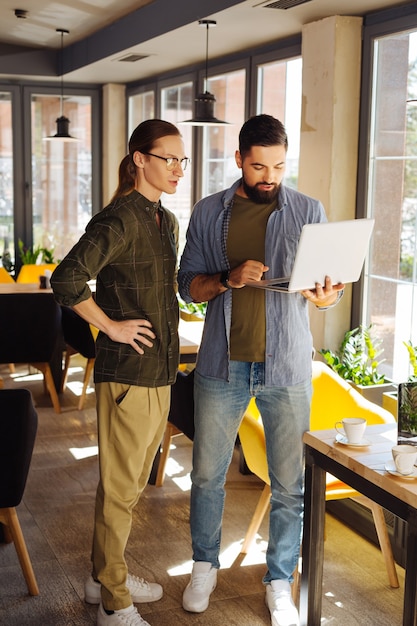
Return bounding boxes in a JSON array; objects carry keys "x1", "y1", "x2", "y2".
[{"x1": 31, "y1": 93, "x2": 93, "y2": 263}]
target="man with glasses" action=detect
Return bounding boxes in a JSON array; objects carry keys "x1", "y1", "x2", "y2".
[{"x1": 178, "y1": 114, "x2": 343, "y2": 626}]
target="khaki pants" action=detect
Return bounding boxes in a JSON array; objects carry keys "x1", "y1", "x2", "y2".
[{"x1": 92, "y1": 382, "x2": 170, "y2": 610}]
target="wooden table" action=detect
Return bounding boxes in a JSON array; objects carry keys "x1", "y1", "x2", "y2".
[
  {"x1": 179, "y1": 318, "x2": 204, "y2": 362},
  {"x1": 0, "y1": 282, "x2": 52, "y2": 294},
  {"x1": 300, "y1": 424, "x2": 417, "y2": 625}
]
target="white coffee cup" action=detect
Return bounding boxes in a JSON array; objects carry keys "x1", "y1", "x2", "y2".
[
  {"x1": 391, "y1": 444, "x2": 417, "y2": 475},
  {"x1": 335, "y1": 417, "x2": 367, "y2": 444}
]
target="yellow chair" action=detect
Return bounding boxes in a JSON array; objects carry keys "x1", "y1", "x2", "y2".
[
  {"x1": 0, "y1": 267, "x2": 15, "y2": 283},
  {"x1": 16, "y1": 264, "x2": 57, "y2": 284},
  {"x1": 238, "y1": 360, "x2": 399, "y2": 590}
]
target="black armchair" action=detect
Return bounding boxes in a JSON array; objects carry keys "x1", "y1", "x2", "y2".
[
  {"x1": 0, "y1": 388, "x2": 39, "y2": 595},
  {"x1": 0, "y1": 293, "x2": 62, "y2": 413},
  {"x1": 154, "y1": 369, "x2": 195, "y2": 486},
  {"x1": 60, "y1": 306, "x2": 96, "y2": 410}
]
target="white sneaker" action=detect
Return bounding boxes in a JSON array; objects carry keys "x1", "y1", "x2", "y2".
[
  {"x1": 265, "y1": 580, "x2": 299, "y2": 626},
  {"x1": 182, "y1": 561, "x2": 217, "y2": 613},
  {"x1": 85, "y1": 574, "x2": 163, "y2": 604},
  {"x1": 97, "y1": 603, "x2": 150, "y2": 626}
]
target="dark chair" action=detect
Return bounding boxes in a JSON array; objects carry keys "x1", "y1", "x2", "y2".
[
  {"x1": 154, "y1": 369, "x2": 195, "y2": 486},
  {"x1": 60, "y1": 306, "x2": 96, "y2": 410},
  {"x1": 0, "y1": 388, "x2": 39, "y2": 595},
  {"x1": 0, "y1": 293, "x2": 62, "y2": 413}
]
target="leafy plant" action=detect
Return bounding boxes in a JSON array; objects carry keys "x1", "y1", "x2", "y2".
[
  {"x1": 18, "y1": 239, "x2": 56, "y2": 265},
  {"x1": 398, "y1": 382, "x2": 417, "y2": 437},
  {"x1": 177, "y1": 295, "x2": 207, "y2": 318},
  {"x1": 403, "y1": 340, "x2": 417, "y2": 382},
  {"x1": 320, "y1": 324, "x2": 386, "y2": 386}
]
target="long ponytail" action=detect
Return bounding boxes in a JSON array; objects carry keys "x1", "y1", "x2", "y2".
[{"x1": 110, "y1": 119, "x2": 181, "y2": 203}]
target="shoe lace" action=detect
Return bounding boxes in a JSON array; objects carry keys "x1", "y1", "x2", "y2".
[
  {"x1": 127, "y1": 573, "x2": 150, "y2": 590},
  {"x1": 118, "y1": 606, "x2": 149, "y2": 626},
  {"x1": 190, "y1": 571, "x2": 211, "y2": 589},
  {"x1": 270, "y1": 588, "x2": 293, "y2": 610}
]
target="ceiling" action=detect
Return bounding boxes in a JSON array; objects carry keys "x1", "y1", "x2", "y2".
[{"x1": 0, "y1": 0, "x2": 413, "y2": 85}]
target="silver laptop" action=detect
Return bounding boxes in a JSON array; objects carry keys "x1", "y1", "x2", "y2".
[{"x1": 246, "y1": 218, "x2": 375, "y2": 293}]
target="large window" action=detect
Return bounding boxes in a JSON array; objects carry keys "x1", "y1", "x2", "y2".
[
  {"x1": 31, "y1": 94, "x2": 93, "y2": 263},
  {"x1": 128, "y1": 90, "x2": 155, "y2": 130},
  {"x1": 257, "y1": 57, "x2": 302, "y2": 189},
  {"x1": 0, "y1": 84, "x2": 99, "y2": 275},
  {"x1": 127, "y1": 39, "x2": 302, "y2": 256},
  {"x1": 199, "y1": 70, "x2": 246, "y2": 198},
  {"x1": 160, "y1": 82, "x2": 193, "y2": 255},
  {"x1": 363, "y1": 29, "x2": 417, "y2": 381}
]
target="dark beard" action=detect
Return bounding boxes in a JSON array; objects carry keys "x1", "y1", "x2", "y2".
[{"x1": 242, "y1": 178, "x2": 279, "y2": 204}]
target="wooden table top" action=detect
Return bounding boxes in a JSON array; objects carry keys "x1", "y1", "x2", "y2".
[
  {"x1": 304, "y1": 424, "x2": 417, "y2": 508},
  {"x1": 0, "y1": 282, "x2": 52, "y2": 293},
  {"x1": 178, "y1": 318, "x2": 204, "y2": 355}
]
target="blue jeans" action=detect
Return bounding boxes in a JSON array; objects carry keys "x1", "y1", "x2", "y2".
[{"x1": 190, "y1": 361, "x2": 312, "y2": 583}]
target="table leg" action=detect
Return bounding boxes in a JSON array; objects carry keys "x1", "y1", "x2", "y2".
[
  {"x1": 403, "y1": 510, "x2": 417, "y2": 626},
  {"x1": 299, "y1": 447, "x2": 326, "y2": 626}
]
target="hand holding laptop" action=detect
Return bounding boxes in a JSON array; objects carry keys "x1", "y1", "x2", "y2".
[
  {"x1": 244, "y1": 219, "x2": 374, "y2": 294},
  {"x1": 301, "y1": 275, "x2": 345, "y2": 308}
]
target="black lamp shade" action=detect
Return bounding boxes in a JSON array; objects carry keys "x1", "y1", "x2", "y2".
[
  {"x1": 44, "y1": 115, "x2": 78, "y2": 142},
  {"x1": 180, "y1": 92, "x2": 229, "y2": 126}
]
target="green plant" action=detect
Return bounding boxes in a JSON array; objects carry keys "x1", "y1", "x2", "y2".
[
  {"x1": 320, "y1": 324, "x2": 386, "y2": 386},
  {"x1": 18, "y1": 239, "x2": 56, "y2": 265},
  {"x1": 177, "y1": 295, "x2": 207, "y2": 318},
  {"x1": 398, "y1": 382, "x2": 417, "y2": 436},
  {"x1": 403, "y1": 340, "x2": 417, "y2": 382}
]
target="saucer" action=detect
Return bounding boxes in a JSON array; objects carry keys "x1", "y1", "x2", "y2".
[
  {"x1": 385, "y1": 460, "x2": 417, "y2": 478},
  {"x1": 335, "y1": 434, "x2": 370, "y2": 447}
]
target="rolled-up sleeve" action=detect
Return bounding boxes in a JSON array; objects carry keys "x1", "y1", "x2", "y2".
[{"x1": 51, "y1": 213, "x2": 125, "y2": 307}]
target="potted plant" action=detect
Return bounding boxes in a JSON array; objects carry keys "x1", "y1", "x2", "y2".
[
  {"x1": 18, "y1": 239, "x2": 57, "y2": 265},
  {"x1": 320, "y1": 324, "x2": 395, "y2": 406},
  {"x1": 396, "y1": 341, "x2": 417, "y2": 443}
]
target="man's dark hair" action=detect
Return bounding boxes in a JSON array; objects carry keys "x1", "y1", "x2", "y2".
[{"x1": 238, "y1": 114, "x2": 288, "y2": 158}]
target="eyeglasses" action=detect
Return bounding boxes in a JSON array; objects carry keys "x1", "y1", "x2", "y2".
[{"x1": 143, "y1": 152, "x2": 190, "y2": 171}]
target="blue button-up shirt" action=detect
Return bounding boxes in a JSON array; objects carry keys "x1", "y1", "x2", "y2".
[{"x1": 178, "y1": 179, "x2": 327, "y2": 387}]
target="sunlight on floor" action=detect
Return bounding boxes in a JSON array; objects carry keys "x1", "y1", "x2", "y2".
[
  {"x1": 164, "y1": 452, "x2": 192, "y2": 491},
  {"x1": 167, "y1": 535, "x2": 268, "y2": 578},
  {"x1": 69, "y1": 445, "x2": 98, "y2": 460},
  {"x1": 172, "y1": 474, "x2": 192, "y2": 491},
  {"x1": 12, "y1": 371, "x2": 43, "y2": 382},
  {"x1": 66, "y1": 379, "x2": 94, "y2": 398}
]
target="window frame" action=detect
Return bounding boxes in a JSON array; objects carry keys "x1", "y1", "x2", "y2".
[
  {"x1": 355, "y1": 4, "x2": 417, "y2": 381},
  {"x1": 126, "y1": 35, "x2": 302, "y2": 208},
  {"x1": 355, "y1": 5, "x2": 417, "y2": 323}
]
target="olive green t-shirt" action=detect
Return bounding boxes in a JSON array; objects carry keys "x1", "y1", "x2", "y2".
[{"x1": 227, "y1": 194, "x2": 275, "y2": 362}]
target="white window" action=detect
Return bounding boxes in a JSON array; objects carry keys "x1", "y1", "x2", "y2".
[{"x1": 364, "y1": 30, "x2": 417, "y2": 381}]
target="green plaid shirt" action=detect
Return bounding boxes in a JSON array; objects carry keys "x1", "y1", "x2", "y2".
[{"x1": 51, "y1": 190, "x2": 180, "y2": 387}]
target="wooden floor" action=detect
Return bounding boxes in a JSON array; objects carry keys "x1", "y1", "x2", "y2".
[{"x1": 0, "y1": 361, "x2": 406, "y2": 626}]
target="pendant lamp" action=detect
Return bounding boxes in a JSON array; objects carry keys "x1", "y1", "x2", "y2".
[
  {"x1": 44, "y1": 28, "x2": 78, "y2": 141},
  {"x1": 180, "y1": 20, "x2": 230, "y2": 126}
]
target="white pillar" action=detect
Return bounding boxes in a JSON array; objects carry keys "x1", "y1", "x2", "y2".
[
  {"x1": 102, "y1": 83, "x2": 126, "y2": 205},
  {"x1": 298, "y1": 15, "x2": 363, "y2": 354}
]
